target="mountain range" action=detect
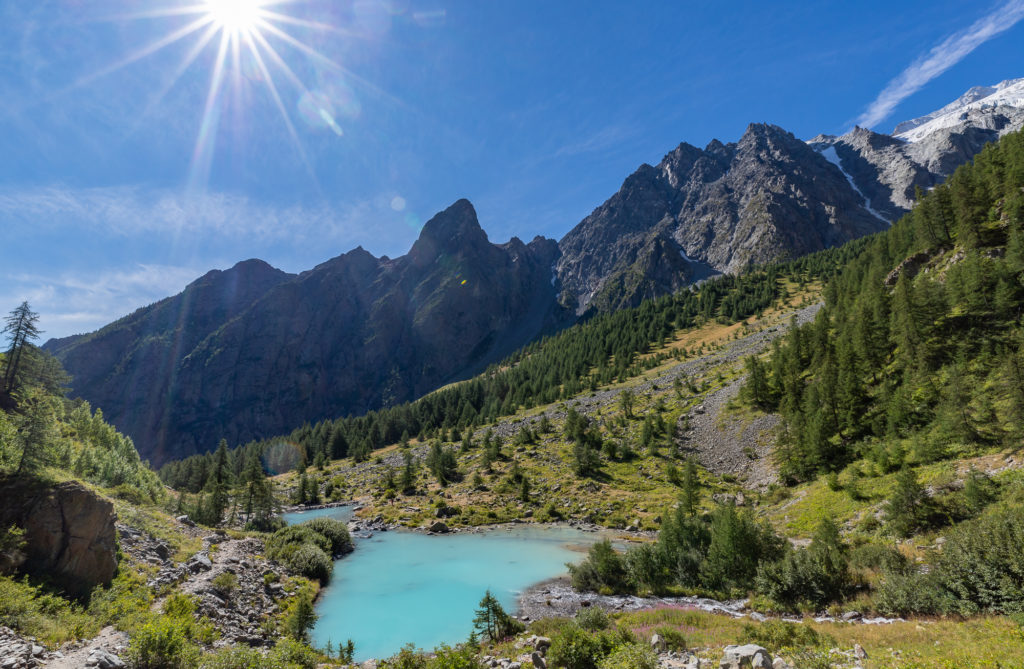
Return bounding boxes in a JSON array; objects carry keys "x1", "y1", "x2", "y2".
[{"x1": 45, "y1": 79, "x2": 1024, "y2": 464}]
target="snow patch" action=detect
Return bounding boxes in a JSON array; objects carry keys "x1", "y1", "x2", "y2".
[
  {"x1": 894, "y1": 77, "x2": 1024, "y2": 142},
  {"x1": 820, "y1": 146, "x2": 887, "y2": 223}
]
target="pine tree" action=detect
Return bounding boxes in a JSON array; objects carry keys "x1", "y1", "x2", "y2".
[
  {"x1": 2, "y1": 301, "x2": 42, "y2": 395},
  {"x1": 679, "y1": 457, "x2": 700, "y2": 516}
]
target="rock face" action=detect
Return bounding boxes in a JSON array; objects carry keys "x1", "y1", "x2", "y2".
[
  {"x1": 48, "y1": 200, "x2": 570, "y2": 465},
  {"x1": 0, "y1": 479, "x2": 117, "y2": 596}
]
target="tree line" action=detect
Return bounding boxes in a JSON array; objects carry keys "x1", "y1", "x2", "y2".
[{"x1": 160, "y1": 241, "x2": 864, "y2": 490}]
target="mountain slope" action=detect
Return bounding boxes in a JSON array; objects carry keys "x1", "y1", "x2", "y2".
[
  {"x1": 559, "y1": 80, "x2": 1024, "y2": 314},
  {"x1": 49, "y1": 200, "x2": 569, "y2": 464},
  {"x1": 556, "y1": 124, "x2": 888, "y2": 314}
]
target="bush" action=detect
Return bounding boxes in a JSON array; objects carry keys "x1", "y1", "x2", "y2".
[
  {"x1": 568, "y1": 540, "x2": 629, "y2": 594},
  {"x1": 265, "y1": 525, "x2": 335, "y2": 583},
  {"x1": 299, "y1": 518, "x2": 353, "y2": 556},
  {"x1": 125, "y1": 616, "x2": 202, "y2": 669},
  {"x1": 383, "y1": 643, "x2": 428, "y2": 669},
  {"x1": 650, "y1": 626, "x2": 686, "y2": 651},
  {"x1": 547, "y1": 624, "x2": 615, "y2": 669},
  {"x1": 741, "y1": 620, "x2": 830, "y2": 652},
  {"x1": 210, "y1": 572, "x2": 238, "y2": 595},
  {"x1": 427, "y1": 643, "x2": 478, "y2": 669},
  {"x1": 596, "y1": 643, "x2": 658, "y2": 669},
  {"x1": 575, "y1": 606, "x2": 610, "y2": 631},
  {"x1": 754, "y1": 518, "x2": 850, "y2": 610},
  {"x1": 266, "y1": 526, "x2": 331, "y2": 557},
  {"x1": 0, "y1": 575, "x2": 96, "y2": 644},
  {"x1": 930, "y1": 506, "x2": 1024, "y2": 615},
  {"x1": 284, "y1": 544, "x2": 333, "y2": 583},
  {"x1": 283, "y1": 590, "x2": 318, "y2": 642},
  {"x1": 874, "y1": 569, "x2": 944, "y2": 616},
  {"x1": 268, "y1": 638, "x2": 321, "y2": 669}
]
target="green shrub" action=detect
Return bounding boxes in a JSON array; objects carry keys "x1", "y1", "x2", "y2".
[
  {"x1": 596, "y1": 643, "x2": 658, "y2": 669},
  {"x1": 125, "y1": 616, "x2": 202, "y2": 669},
  {"x1": 575, "y1": 606, "x2": 610, "y2": 631},
  {"x1": 382, "y1": 643, "x2": 428, "y2": 669},
  {"x1": 200, "y1": 646, "x2": 265, "y2": 669},
  {"x1": 568, "y1": 540, "x2": 629, "y2": 594},
  {"x1": 427, "y1": 643, "x2": 478, "y2": 669},
  {"x1": 266, "y1": 526, "x2": 331, "y2": 557},
  {"x1": 162, "y1": 594, "x2": 196, "y2": 619},
  {"x1": 754, "y1": 518, "x2": 850, "y2": 610},
  {"x1": 210, "y1": 572, "x2": 238, "y2": 595},
  {"x1": 874, "y1": 570, "x2": 944, "y2": 616},
  {"x1": 650, "y1": 626, "x2": 685, "y2": 651},
  {"x1": 267, "y1": 638, "x2": 321, "y2": 669},
  {"x1": 265, "y1": 526, "x2": 335, "y2": 583},
  {"x1": 298, "y1": 518, "x2": 353, "y2": 556},
  {"x1": 547, "y1": 624, "x2": 614, "y2": 669},
  {"x1": 283, "y1": 590, "x2": 318, "y2": 642},
  {"x1": 0, "y1": 575, "x2": 96, "y2": 643},
  {"x1": 930, "y1": 506, "x2": 1024, "y2": 615},
  {"x1": 740, "y1": 620, "x2": 829, "y2": 652}
]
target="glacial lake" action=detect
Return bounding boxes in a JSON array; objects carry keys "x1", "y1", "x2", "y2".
[{"x1": 284, "y1": 513, "x2": 604, "y2": 661}]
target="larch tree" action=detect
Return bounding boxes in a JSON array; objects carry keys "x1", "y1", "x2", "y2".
[{"x1": 2, "y1": 302, "x2": 42, "y2": 395}]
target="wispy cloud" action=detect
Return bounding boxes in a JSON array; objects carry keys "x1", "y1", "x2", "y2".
[
  {"x1": 1, "y1": 264, "x2": 203, "y2": 342},
  {"x1": 0, "y1": 185, "x2": 380, "y2": 244},
  {"x1": 856, "y1": 0, "x2": 1024, "y2": 128}
]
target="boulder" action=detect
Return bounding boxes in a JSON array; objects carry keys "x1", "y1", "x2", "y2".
[
  {"x1": 719, "y1": 644, "x2": 772, "y2": 669},
  {"x1": 650, "y1": 633, "x2": 668, "y2": 652},
  {"x1": 428, "y1": 521, "x2": 450, "y2": 533},
  {"x1": 0, "y1": 479, "x2": 117, "y2": 595}
]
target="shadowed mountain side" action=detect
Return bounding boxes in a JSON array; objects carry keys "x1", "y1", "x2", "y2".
[{"x1": 48, "y1": 200, "x2": 570, "y2": 465}]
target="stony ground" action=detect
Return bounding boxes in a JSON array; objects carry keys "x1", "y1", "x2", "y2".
[{"x1": 36, "y1": 519, "x2": 292, "y2": 668}]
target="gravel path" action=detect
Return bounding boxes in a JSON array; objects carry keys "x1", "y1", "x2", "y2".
[{"x1": 43, "y1": 626, "x2": 129, "y2": 669}]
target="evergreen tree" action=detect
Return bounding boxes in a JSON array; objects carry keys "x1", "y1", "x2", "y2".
[
  {"x1": 679, "y1": 458, "x2": 700, "y2": 516},
  {"x1": 2, "y1": 301, "x2": 42, "y2": 395}
]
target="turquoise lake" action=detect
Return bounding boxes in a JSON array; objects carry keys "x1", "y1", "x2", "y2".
[
  {"x1": 284, "y1": 514, "x2": 603, "y2": 661},
  {"x1": 281, "y1": 505, "x2": 355, "y2": 526}
]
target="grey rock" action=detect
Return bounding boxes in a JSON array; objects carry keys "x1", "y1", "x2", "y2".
[
  {"x1": 650, "y1": 633, "x2": 667, "y2": 652},
  {"x1": 719, "y1": 644, "x2": 772, "y2": 669}
]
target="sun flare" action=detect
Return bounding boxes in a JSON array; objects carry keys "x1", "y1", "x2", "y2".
[{"x1": 204, "y1": 0, "x2": 265, "y2": 34}]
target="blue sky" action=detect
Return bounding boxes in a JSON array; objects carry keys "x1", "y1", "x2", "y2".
[{"x1": 1, "y1": 0, "x2": 1023, "y2": 341}]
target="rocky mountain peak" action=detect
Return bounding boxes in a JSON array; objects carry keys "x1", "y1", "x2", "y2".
[{"x1": 410, "y1": 199, "x2": 489, "y2": 259}]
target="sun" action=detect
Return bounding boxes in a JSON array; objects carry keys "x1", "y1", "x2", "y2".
[{"x1": 204, "y1": 0, "x2": 265, "y2": 34}]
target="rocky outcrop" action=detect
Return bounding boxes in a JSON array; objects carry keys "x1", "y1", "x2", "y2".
[
  {"x1": 0, "y1": 479, "x2": 117, "y2": 596},
  {"x1": 557, "y1": 124, "x2": 886, "y2": 314},
  {"x1": 47, "y1": 200, "x2": 571, "y2": 464}
]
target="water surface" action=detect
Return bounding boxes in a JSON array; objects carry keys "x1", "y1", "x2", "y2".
[
  {"x1": 306, "y1": 524, "x2": 603, "y2": 660},
  {"x1": 281, "y1": 505, "x2": 354, "y2": 526}
]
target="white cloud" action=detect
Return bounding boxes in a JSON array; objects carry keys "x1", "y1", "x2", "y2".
[
  {"x1": 856, "y1": 0, "x2": 1024, "y2": 129},
  {"x1": 2, "y1": 264, "x2": 204, "y2": 342},
  {"x1": 0, "y1": 185, "x2": 379, "y2": 244}
]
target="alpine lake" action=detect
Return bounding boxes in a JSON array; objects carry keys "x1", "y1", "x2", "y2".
[{"x1": 282, "y1": 507, "x2": 606, "y2": 660}]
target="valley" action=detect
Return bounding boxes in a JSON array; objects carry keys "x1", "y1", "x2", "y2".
[{"x1": 2, "y1": 64, "x2": 1024, "y2": 669}]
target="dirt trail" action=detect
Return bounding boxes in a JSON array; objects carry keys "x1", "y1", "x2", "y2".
[{"x1": 44, "y1": 626, "x2": 129, "y2": 669}]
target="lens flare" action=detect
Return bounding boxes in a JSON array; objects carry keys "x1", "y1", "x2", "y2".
[
  {"x1": 205, "y1": 0, "x2": 264, "y2": 34},
  {"x1": 78, "y1": 0, "x2": 376, "y2": 190}
]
